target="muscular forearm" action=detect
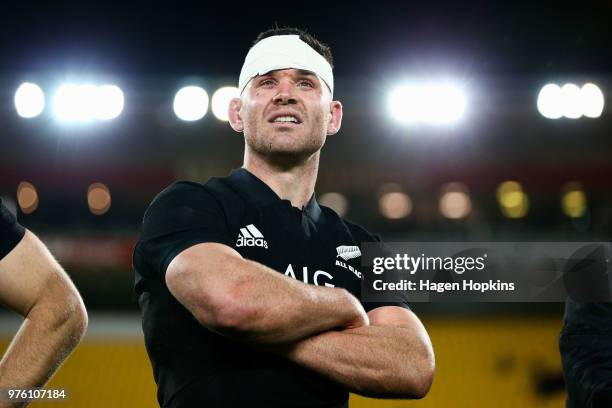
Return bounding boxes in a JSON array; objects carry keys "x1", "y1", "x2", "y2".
[
  {"x1": 168, "y1": 243, "x2": 369, "y2": 345},
  {"x1": 278, "y1": 324, "x2": 434, "y2": 399},
  {"x1": 205, "y1": 257, "x2": 368, "y2": 344},
  {"x1": 0, "y1": 296, "x2": 87, "y2": 406}
]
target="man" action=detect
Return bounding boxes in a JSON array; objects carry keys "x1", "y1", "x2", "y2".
[
  {"x1": 558, "y1": 244, "x2": 612, "y2": 407},
  {"x1": 0, "y1": 198, "x2": 88, "y2": 407},
  {"x1": 134, "y1": 27, "x2": 434, "y2": 407},
  {"x1": 560, "y1": 301, "x2": 612, "y2": 407}
]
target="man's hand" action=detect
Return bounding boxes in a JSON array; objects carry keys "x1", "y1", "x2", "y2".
[
  {"x1": 0, "y1": 231, "x2": 88, "y2": 406},
  {"x1": 166, "y1": 242, "x2": 369, "y2": 344}
]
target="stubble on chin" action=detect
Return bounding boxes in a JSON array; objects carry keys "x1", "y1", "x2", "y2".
[{"x1": 243, "y1": 108, "x2": 328, "y2": 163}]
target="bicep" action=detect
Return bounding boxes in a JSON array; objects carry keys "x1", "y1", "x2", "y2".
[{"x1": 0, "y1": 230, "x2": 68, "y2": 316}]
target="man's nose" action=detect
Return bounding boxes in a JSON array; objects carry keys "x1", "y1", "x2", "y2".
[{"x1": 272, "y1": 80, "x2": 298, "y2": 105}]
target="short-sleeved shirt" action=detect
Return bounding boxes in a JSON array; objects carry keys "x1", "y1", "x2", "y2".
[
  {"x1": 0, "y1": 198, "x2": 25, "y2": 260},
  {"x1": 559, "y1": 242, "x2": 612, "y2": 407},
  {"x1": 133, "y1": 168, "x2": 409, "y2": 408},
  {"x1": 560, "y1": 301, "x2": 612, "y2": 407}
]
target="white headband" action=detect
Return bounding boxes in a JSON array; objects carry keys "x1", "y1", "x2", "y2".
[{"x1": 238, "y1": 35, "x2": 334, "y2": 96}]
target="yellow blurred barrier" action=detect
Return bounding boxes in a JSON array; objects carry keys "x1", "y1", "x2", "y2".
[
  {"x1": 351, "y1": 316, "x2": 565, "y2": 408},
  {"x1": 0, "y1": 316, "x2": 565, "y2": 408}
]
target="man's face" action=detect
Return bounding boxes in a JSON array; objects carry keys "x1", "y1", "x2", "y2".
[{"x1": 229, "y1": 68, "x2": 342, "y2": 161}]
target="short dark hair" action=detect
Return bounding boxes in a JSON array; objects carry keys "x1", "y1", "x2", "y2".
[{"x1": 253, "y1": 26, "x2": 334, "y2": 69}]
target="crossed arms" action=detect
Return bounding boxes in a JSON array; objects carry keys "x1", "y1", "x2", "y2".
[
  {"x1": 0, "y1": 231, "x2": 87, "y2": 407},
  {"x1": 166, "y1": 242, "x2": 435, "y2": 398}
]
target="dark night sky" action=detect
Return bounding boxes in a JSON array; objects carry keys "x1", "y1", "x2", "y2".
[
  {"x1": 0, "y1": 1, "x2": 610, "y2": 236},
  {"x1": 0, "y1": 1, "x2": 610, "y2": 79}
]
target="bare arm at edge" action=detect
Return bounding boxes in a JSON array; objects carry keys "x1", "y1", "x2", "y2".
[{"x1": 0, "y1": 230, "x2": 88, "y2": 407}]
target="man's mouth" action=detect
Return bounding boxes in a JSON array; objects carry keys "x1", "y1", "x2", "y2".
[
  {"x1": 273, "y1": 116, "x2": 299, "y2": 123},
  {"x1": 268, "y1": 113, "x2": 303, "y2": 125}
]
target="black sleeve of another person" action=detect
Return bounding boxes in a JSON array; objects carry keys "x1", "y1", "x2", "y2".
[
  {"x1": 0, "y1": 199, "x2": 26, "y2": 260},
  {"x1": 135, "y1": 182, "x2": 233, "y2": 279}
]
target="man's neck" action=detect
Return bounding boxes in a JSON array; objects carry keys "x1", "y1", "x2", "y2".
[{"x1": 243, "y1": 149, "x2": 319, "y2": 210}]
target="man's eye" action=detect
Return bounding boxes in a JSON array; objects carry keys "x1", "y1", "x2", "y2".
[
  {"x1": 259, "y1": 79, "x2": 275, "y2": 87},
  {"x1": 298, "y1": 80, "x2": 314, "y2": 88}
]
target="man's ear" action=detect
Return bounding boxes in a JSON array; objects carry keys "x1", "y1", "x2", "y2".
[
  {"x1": 326, "y1": 100, "x2": 343, "y2": 135},
  {"x1": 228, "y1": 97, "x2": 244, "y2": 132}
]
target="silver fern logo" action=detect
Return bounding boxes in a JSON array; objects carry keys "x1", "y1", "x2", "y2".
[{"x1": 336, "y1": 245, "x2": 361, "y2": 261}]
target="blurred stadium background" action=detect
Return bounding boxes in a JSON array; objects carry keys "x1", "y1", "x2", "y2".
[{"x1": 1, "y1": 2, "x2": 610, "y2": 407}]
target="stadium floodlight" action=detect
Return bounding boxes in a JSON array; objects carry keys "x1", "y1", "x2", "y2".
[
  {"x1": 211, "y1": 86, "x2": 239, "y2": 122},
  {"x1": 389, "y1": 82, "x2": 466, "y2": 125},
  {"x1": 580, "y1": 83, "x2": 605, "y2": 118},
  {"x1": 173, "y1": 86, "x2": 209, "y2": 121},
  {"x1": 53, "y1": 83, "x2": 125, "y2": 122},
  {"x1": 560, "y1": 83, "x2": 583, "y2": 119},
  {"x1": 15, "y1": 82, "x2": 45, "y2": 118},
  {"x1": 54, "y1": 84, "x2": 81, "y2": 121},
  {"x1": 537, "y1": 84, "x2": 563, "y2": 119},
  {"x1": 96, "y1": 85, "x2": 124, "y2": 120},
  {"x1": 538, "y1": 82, "x2": 605, "y2": 119}
]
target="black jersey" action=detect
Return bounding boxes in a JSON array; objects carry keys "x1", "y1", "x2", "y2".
[
  {"x1": 559, "y1": 242, "x2": 612, "y2": 407},
  {"x1": 0, "y1": 198, "x2": 25, "y2": 260},
  {"x1": 560, "y1": 301, "x2": 612, "y2": 407},
  {"x1": 133, "y1": 168, "x2": 409, "y2": 408}
]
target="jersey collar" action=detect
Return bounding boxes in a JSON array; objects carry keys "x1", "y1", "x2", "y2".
[{"x1": 227, "y1": 168, "x2": 324, "y2": 223}]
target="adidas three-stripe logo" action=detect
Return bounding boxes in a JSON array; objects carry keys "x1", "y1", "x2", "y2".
[{"x1": 236, "y1": 224, "x2": 269, "y2": 249}]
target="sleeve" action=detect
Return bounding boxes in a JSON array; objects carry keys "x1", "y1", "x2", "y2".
[
  {"x1": 0, "y1": 198, "x2": 26, "y2": 260},
  {"x1": 135, "y1": 182, "x2": 233, "y2": 279},
  {"x1": 345, "y1": 219, "x2": 411, "y2": 313}
]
